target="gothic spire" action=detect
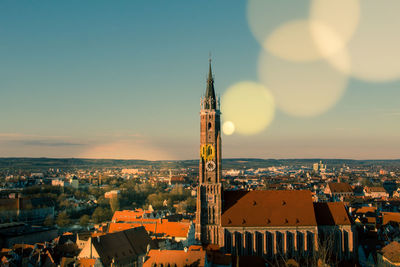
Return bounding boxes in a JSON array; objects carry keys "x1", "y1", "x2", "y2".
[{"x1": 205, "y1": 58, "x2": 216, "y2": 109}]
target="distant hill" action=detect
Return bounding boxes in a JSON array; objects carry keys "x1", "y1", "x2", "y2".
[{"x1": 1, "y1": 157, "x2": 400, "y2": 171}]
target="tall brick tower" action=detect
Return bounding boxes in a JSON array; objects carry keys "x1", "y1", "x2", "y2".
[{"x1": 195, "y1": 59, "x2": 222, "y2": 245}]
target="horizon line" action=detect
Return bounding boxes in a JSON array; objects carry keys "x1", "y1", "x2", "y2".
[{"x1": 1, "y1": 156, "x2": 400, "y2": 162}]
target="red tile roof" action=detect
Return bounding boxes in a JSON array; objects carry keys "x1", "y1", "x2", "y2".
[
  {"x1": 365, "y1": 186, "x2": 387, "y2": 193},
  {"x1": 355, "y1": 206, "x2": 377, "y2": 214},
  {"x1": 313, "y1": 202, "x2": 351, "y2": 226},
  {"x1": 381, "y1": 241, "x2": 400, "y2": 263},
  {"x1": 108, "y1": 220, "x2": 191, "y2": 238},
  {"x1": 112, "y1": 210, "x2": 145, "y2": 222},
  {"x1": 328, "y1": 182, "x2": 353, "y2": 193},
  {"x1": 382, "y1": 212, "x2": 400, "y2": 225},
  {"x1": 221, "y1": 190, "x2": 317, "y2": 227},
  {"x1": 143, "y1": 249, "x2": 206, "y2": 267},
  {"x1": 77, "y1": 258, "x2": 96, "y2": 267}
]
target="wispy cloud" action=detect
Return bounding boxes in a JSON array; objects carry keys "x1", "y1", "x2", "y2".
[
  {"x1": 0, "y1": 133, "x2": 70, "y2": 140},
  {"x1": 18, "y1": 140, "x2": 86, "y2": 147},
  {"x1": 0, "y1": 132, "x2": 86, "y2": 147}
]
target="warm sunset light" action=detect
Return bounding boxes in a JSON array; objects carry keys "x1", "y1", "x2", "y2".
[
  {"x1": 221, "y1": 81, "x2": 275, "y2": 135},
  {"x1": 1, "y1": 0, "x2": 400, "y2": 159},
  {"x1": 2, "y1": 2, "x2": 400, "y2": 266}
]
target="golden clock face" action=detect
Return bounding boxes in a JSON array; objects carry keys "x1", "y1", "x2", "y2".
[{"x1": 200, "y1": 144, "x2": 215, "y2": 161}]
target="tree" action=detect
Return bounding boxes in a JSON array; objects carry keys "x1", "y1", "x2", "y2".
[
  {"x1": 92, "y1": 207, "x2": 112, "y2": 224},
  {"x1": 185, "y1": 197, "x2": 196, "y2": 213},
  {"x1": 43, "y1": 214, "x2": 54, "y2": 227},
  {"x1": 147, "y1": 193, "x2": 166, "y2": 209},
  {"x1": 110, "y1": 197, "x2": 120, "y2": 213},
  {"x1": 79, "y1": 214, "x2": 90, "y2": 227},
  {"x1": 56, "y1": 211, "x2": 70, "y2": 227}
]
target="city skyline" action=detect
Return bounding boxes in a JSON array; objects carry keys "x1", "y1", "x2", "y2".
[{"x1": 2, "y1": 0, "x2": 400, "y2": 160}]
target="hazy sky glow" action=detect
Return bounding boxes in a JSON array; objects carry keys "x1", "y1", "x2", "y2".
[{"x1": 1, "y1": 0, "x2": 400, "y2": 160}]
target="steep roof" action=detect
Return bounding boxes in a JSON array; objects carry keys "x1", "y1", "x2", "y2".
[
  {"x1": 143, "y1": 249, "x2": 206, "y2": 267},
  {"x1": 355, "y1": 206, "x2": 377, "y2": 214},
  {"x1": 205, "y1": 60, "x2": 216, "y2": 110},
  {"x1": 92, "y1": 226, "x2": 151, "y2": 266},
  {"x1": 365, "y1": 186, "x2": 387, "y2": 193},
  {"x1": 382, "y1": 212, "x2": 400, "y2": 225},
  {"x1": 328, "y1": 182, "x2": 353, "y2": 193},
  {"x1": 77, "y1": 258, "x2": 96, "y2": 267},
  {"x1": 221, "y1": 190, "x2": 317, "y2": 227},
  {"x1": 112, "y1": 210, "x2": 145, "y2": 222},
  {"x1": 380, "y1": 241, "x2": 400, "y2": 264},
  {"x1": 313, "y1": 202, "x2": 351, "y2": 226}
]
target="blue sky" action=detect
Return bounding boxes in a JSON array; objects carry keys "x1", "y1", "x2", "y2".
[{"x1": 1, "y1": 0, "x2": 400, "y2": 160}]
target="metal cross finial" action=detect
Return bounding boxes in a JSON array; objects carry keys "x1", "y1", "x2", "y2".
[{"x1": 209, "y1": 52, "x2": 212, "y2": 63}]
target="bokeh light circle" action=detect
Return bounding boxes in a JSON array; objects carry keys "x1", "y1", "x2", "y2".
[
  {"x1": 266, "y1": 20, "x2": 345, "y2": 62},
  {"x1": 328, "y1": 0, "x2": 400, "y2": 82},
  {"x1": 258, "y1": 51, "x2": 348, "y2": 117},
  {"x1": 310, "y1": 0, "x2": 360, "y2": 58},
  {"x1": 221, "y1": 81, "x2": 275, "y2": 135},
  {"x1": 247, "y1": 0, "x2": 309, "y2": 52},
  {"x1": 222, "y1": 121, "x2": 235, "y2": 135}
]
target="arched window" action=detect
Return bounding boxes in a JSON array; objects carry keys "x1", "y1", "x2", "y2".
[
  {"x1": 212, "y1": 207, "x2": 215, "y2": 223},
  {"x1": 276, "y1": 232, "x2": 283, "y2": 255},
  {"x1": 287, "y1": 232, "x2": 293, "y2": 257},
  {"x1": 307, "y1": 232, "x2": 314, "y2": 253},
  {"x1": 235, "y1": 232, "x2": 243, "y2": 256},
  {"x1": 266, "y1": 232, "x2": 273, "y2": 258},
  {"x1": 256, "y1": 232, "x2": 263, "y2": 256},
  {"x1": 344, "y1": 230, "x2": 349, "y2": 257},
  {"x1": 225, "y1": 231, "x2": 232, "y2": 253},
  {"x1": 246, "y1": 232, "x2": 253, "y2": 255},
  {"x1": 297, "y1": 231, "x2": 303, "y2": 254}
]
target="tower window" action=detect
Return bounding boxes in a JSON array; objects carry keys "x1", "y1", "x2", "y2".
[{"x1": 208, "y1": 122, "x2": 212, "y2": 130}]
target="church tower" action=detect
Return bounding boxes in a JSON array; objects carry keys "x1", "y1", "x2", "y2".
[{"x1": 195, "y1": 59, "x2": 222, "y2": 245}]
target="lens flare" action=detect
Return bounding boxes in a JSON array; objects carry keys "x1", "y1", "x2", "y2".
[
  {"x1": 266, "y1": 20, "x2": 345, "y2": 62},
  {"x1": 247, "y1": 0, "x2": 309, "y2": 52},
  {"x1": 310, "y1": 0, "x2": 360, "y2": 58},
  {"x1": 258, "y1": 51, "x2": 348, "y2": 117},
  {"x1": 221, "y1": 81, "x2": 275, "y2": 135},
  {"x1": 329, "y1": 0, "x2": 400, "y2": 82},
  {"x1": 222, "y1": 121, "x2": 235, "y2": 135}
]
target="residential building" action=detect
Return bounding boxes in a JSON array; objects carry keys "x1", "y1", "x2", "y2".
[
  {"x1": 364, "y1": 186, "x2": 389, "y2": 199},
  {"x1": 377, "y1": 241, "x2": 400, "y2": 266},
  {"x1": 324, "y1": 182, "x2": 354, "y2": 200},
  {"x1": 78, "y1": 226, "x2": 152, "y2": 266}
]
